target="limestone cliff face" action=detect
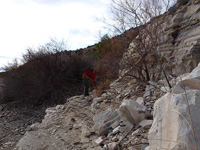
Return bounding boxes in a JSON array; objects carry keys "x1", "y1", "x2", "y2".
[
  {"x1": 149, "y1": 61, "x2": 200, "y2": 150},
  {"x1": 120, "y1": 0, "x2": 200, "y2": 79},
  {"x1": 162, "y1": 0, "x2": 200, "y2": 75}
]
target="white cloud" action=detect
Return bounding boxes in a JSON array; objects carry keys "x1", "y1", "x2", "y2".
[{"x1": 0, "y1": 0, "x2": 111, "y2": 68}]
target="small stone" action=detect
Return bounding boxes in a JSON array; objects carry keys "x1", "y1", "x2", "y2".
[
  {"x1": 81, "y1": 136, "x2": 90, "y2": 143},
  {"x1": 82, "y1": 144, "x2": 90, "y2": 149},
  {"x1": 112, "y1": 136, "x2": 118, "y2": 142},
  {"x1": 30, "y1": 123, "x2": 40, "y2": 130},
  {"x1": 116, "y1": 94, "x2": 121, "y2": 99},
  {"x1": 45, "y1": 108, "x2": 56, "y2": 114},
  {"x1": 145, "y1": 102, "x2": 151, "y2": 106},
  {"x1": 108, "y1": 142, "x2": 117, "y2": 149},
  {"x1": 104, "y1": 100, "x2": 111, "y2": 103},
  {"x1": 124, "y1": 92, "x2": 130, "y2": 97},
  {"x1": 132, "y1": 129, "x2": 140, "y2": 136},
  {"x1": 107, "y1": 131, "x2": 113, "y2": 138},
  {"x1": 81, "y1": 125, "x2": 91, "y2": 137},
  {"x1": 141, "y1": 139, "x2": 147, "y2": 143},
  {"x1": 161, "y1": 86, "x2": 170, "y2": 92},
  {"x1": 56, "y1": 105, "x2": 65, "y2": 110},
  {"x1": 73, "y1": 124, "x2": 81, "y2": 129},
  {"x1": 103, "y1": 144, "x2": 108, "y2": 149},
  {"x1": 143, "y1": 91, "x2": 151, "y2": 98},
  {"x1": 139, "y1": 120, "x2": 153, "y2": 128},
  {"x1": 93, "y1": 97, "x2": 105, "y2": 104},
  {"x1": 4, "y1": 141, "x2": 13, "y2": 145},
  {"x1": 113, "y1": 126, "x2": 120, "y2": 134},
  {"x1": 94, "y1": 137, "x2": 104, "y2": 145},
  {"x1": 51, "y1": 129, "x2": 57, "y2": 135},
  {"x1": 136, "y1": 97, "x2": 144, "y2": 105}
]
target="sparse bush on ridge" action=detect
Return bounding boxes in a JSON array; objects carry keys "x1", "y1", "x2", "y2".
[
  {"x1": 0, "y1": 22, "x2": 139, "y2": 106},
  {"x1": 106, "y1": 0, "x2": 179, "y2": 89},
  {"x1": 1, "y1": 40, "x2": 94, "y2": 105},
  {"x1": 0, "y1": 32, "x2": 134, "y2": 105},
  {"x1": 94, "y1": 32, "x2": 135, "y2": 80}
]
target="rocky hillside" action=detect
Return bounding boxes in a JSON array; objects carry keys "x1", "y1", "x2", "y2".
[
  {"x1": 14, "y1": 77, "x2": 157, "y2": 150},
  {"x1": 14, "y1": 61, "x2": 200, "y2": 150},
  {"x1": 1, "y1": 0, "x2": 200, "y2": 150},
  {"x1": 160, "y1": 0, "x2": 200, "y2": 75},
  {"x1": 120, "y1": 0, "x2": 200, "y2": 80}
]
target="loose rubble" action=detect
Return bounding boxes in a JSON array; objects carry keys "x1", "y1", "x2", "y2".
[
  {"x1": 14, "y1": 79, "x2": 157, "y2": 150},
  {"x1": 1, "y1": 0, "x2": 200, "y2": 149}
]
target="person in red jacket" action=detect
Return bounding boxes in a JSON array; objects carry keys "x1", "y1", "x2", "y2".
[{"x1": 82, "y1": 67, "x2": 97, "y2": 96}]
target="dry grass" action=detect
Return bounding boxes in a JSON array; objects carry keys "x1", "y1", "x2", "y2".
[{"x1": 94, "y1": 79, "x2": 111, "y2": 97}]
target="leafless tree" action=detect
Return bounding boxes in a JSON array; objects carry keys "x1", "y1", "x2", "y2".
[{"x1": 109, "y1": 0, "x2": 177, "y2": 88}]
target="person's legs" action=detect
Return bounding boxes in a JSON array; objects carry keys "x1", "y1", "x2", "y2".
[{"x1": 83, "y1": 77, "x2": 89, "y2": 96}]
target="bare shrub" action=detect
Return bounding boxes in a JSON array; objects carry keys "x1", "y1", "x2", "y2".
[
  {"x1": 95, "y1": 79, "x2": 111, "y2": 97},
  {"x1": 94, "y1": 32, "x2": 136, "y2": 82},
  {"x1": 1, "y1": 40, "x2": 94, "y2": 105},
  {"x1": 2, "y1": 58, "x2": 19, "y2": 72},
  {"x1": 108, "y1": 0, "x2": 177, "y2": 89}
]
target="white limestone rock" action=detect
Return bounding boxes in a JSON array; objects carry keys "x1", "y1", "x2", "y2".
[
  {"x1": 149, "y1": 90, "x2": 200, "y2": 150},
  {"x1": 172, "y1": 63, "x2": 200, "y2": 94},
  {"x1": 139, "y1": 120, "x2": 153, "y2": 128},
  {"x1": 94, "y1": 137, "x2": 104, "y2": 145},
  {"x1": 149, "y1": 63, "x2": 200, "y2": 150},
  {"x1": 112, "y1": 126, "x2": 120, "y2": 134},
  {"x1": 136, "y1": 97, "x2": 144, "y2": 105},
  {"x1": 108, "y1": 142, "x2": 117, "y2": 149},
  {"x1": 119, "y1": 100, "x2": 147, "y2": 125},
  {"x1": 92, "y1": 108, "x2": 122, "y2": 135},
  {"x1": 92, "y1": 97, "x2": 105, "y2": 104},
  {"x1": 81, "y1": 125, "x2": 91, "y2": 137},
  {"x1": 145, "y1": 146, "x2": 150, "y2": 150}
]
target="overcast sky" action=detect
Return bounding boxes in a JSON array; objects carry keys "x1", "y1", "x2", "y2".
[{"x1": 0, "y1": 0, "x2": 111, "y2": 69}]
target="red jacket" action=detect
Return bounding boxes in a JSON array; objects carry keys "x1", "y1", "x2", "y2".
[{"x1": 82, "y1": 69, "x2": 97, "y2": 87}]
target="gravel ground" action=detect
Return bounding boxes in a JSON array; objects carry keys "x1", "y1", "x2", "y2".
[{"x1": 0, "y1": 101, "x2": 47, "y2": 150}]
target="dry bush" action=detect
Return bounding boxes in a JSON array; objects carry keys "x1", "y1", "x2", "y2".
[
  {"x1": 94, "y1": 32, "x2": 135, "y2": 82},
  {"x1": 108, "y1": 0, "x2": 177, "y2": 89},
  {"x1": 1, "y1": 45, "x2": 94, "y2": 105},
  {"x1": 94, "y1": 79, "x2": 111, "y2": 97}
]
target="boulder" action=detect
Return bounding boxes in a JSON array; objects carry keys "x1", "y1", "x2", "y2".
[
  {"x1": 119, "y1": 100, "x2": 148, "y2": 125},
  {"x1": 148, "y1": 64, "x2": 200, "y2": 150},
  {"x1": 149, "y1": 90, "x2": 200, "y2": 150},
  {"x1": 92, "y1": 108, "x2": 122, "y2": 135},
  {"x1": 172, "y1": 63, "x2": 200, "y2": 94}
]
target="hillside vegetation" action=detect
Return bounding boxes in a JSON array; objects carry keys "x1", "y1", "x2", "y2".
[{"x1": 0, "y1": 33, "x2": 135, "y2": 106}]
